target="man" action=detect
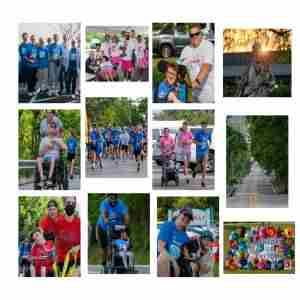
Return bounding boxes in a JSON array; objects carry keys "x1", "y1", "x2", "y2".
[
  {"x1": 157, "y1": 207, "x2": 193, "y2": 277},
  {"x1": 95, "y1": 194, "x2": 129, "y2": 273},
  {"x1": 19, "y1": 32, "x2": 30, "y2": 94},
  {"x1": 180, "y1": 24, "x2": 214, "y2": 102},
  {"x1": 120, "y1": 128, "x2": 130, "y2": 160},
  {"x1": 60, "y1": 34, "x2": 69, "y2": 95},
  {"x1": 111, "y1": 127, "x2": 121, "y2": 163},
  {"x1": 193, "y1": 121, "x2": 212, "y2": 188},
  {"x1": 90, "y1": 124, "x2": 98, "y2": 169},
  {"x1": 40, "y1": 111, "x2": 63, "y2": 137},
  {"x1": 53, "y1": 197, "x2": 80, "y2": 276},
  {"x1": 132, "y1": 126, "x2": 144, "y2": 172},
  {"x1": 48, "y1": 34, "x2": 63, "y2": 96}
]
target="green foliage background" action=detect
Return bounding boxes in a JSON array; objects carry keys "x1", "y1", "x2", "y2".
[
  {"x1": 88, "y1": 194, "x2": 150, "y2": 265},
  {"x1": 86, "y1": 97, "x2": 147, "y2": 129},
  {"x1": 247, "y1": 116, "x2": 288, "y2": 191},
  {"x1": 157, "y1": 197, "x2": 219, "y2": 224},
  {"x1": 19, "y1": 110, "x2": 81, "y2": 160}
]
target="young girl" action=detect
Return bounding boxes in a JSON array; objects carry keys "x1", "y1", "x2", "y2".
[
  {"x1": 110, "y1": 36, "x2": 122, "y2": 67},
  {"x1": 100, "y1": 56, "x2": 115, "y2": 81}
]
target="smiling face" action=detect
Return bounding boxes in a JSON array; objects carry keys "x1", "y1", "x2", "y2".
[
  {"x1": 190, "y1": 25, "x2": 202, "y2": 48},
  {"x1": 166, "y1": 65, "x2": 177, "y2": 85},
  {"x1": 176, "y1": 214, "x2": 191, "y2": 230}
]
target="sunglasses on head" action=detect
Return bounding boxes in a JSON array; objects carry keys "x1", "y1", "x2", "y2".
[{"x1": 190, "y1": 31, "x2": 201, "y2": 38}]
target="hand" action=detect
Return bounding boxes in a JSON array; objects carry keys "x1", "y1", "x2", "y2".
[
  {"x1": 192, "y1": 80, "x2": 200, "y2": 89},
  {"x1": 70, "y1": 245, "x2": 80, "y2": 255}
]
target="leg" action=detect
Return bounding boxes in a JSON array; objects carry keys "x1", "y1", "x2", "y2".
[
  {"x1": 201, "y1": 154, "x2": 209, "y2": 186},
  {"x1": 48, "y1": 157, "x2": 56, "y2": 179},
  {"x1": 36, "y1": 157, "x2": 44, "y2": 180}
]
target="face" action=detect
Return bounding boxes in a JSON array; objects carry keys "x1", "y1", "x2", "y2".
[
  {"x1": 183, "y1": 123, "x2": 188, "y2": 131},
  {"x1": 48, "y1": 206, "x2": 58, "y2": 218},
  {"x1": 176, "y1": 214, "x2": 191, "y2": 230},
  {"x1": 190, "y1": 26, "x2": 202, "y2": 47},
  {"x1": 39, "y1": 38, "x2": 44, "y2": 47},
  {"x1": 202, "y1": 124, "x2": 208, "y2": 131},
  {"x1": 30, "y1": 35, "x2": 36, "y2": 44},
  {"x1": 163, "y1": 128, "x2": 169, "y2": 136},
  {"x1": 53, "y1": 34, "x2": 59, "y2": 43},
  {"x1": 22, "y1": 33, "x2": 28, "y2": 42},
  {"x1": 33, "y1": 231, "x2": 43, "y2": 244},
  {"x1": 71, "y1": 40, "x2": 76, "y2": 48},
  {"x1": 166, "y1": 67, "x2": 177, "y2": 85},
  {"x1": 47, "y1": 112, "x2": 54, "y2": 122}
]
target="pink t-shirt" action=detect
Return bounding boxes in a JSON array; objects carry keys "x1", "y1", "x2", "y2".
[
  {"x1": 160, "y1": 135, "x2": 175, "y2": 155},
  {"x1": 179, "y1": 130, "x2": 193, "y2": 153}
]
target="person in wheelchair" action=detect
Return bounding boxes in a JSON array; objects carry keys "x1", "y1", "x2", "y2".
[
  {"x1": 111, "y1": 226, "x2": 134, "y2": 273},
  {"x1": 157, "y1": 207, "x2": 193, "y2": 277},
  {"x1": 36, "y1": 122, "x2": 67, "y2": 188}
]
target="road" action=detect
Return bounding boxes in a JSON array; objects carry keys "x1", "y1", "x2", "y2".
[
  {"x1": 88, "y1": 264, "x2": 150, "y2": 274},
  {"x1": 227, "y1": 162, "x2": 288, "y2": 208},
  {"x1": 19, "y1": 92, "x2": 80, "y2": 103},
  {"x1": 152, "y1": 163, "x2": 214, "y2": 190},
  {"x1": 86, "y1": 157, "x2": 147, "y2": 178},
  {"x1": 19, "y1": 174, "x2": 80, "y2": 190}
]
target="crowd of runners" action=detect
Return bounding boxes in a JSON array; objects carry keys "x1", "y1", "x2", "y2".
[{"x1": 87, "y1": 125, "x2": 147, "y2": 173}]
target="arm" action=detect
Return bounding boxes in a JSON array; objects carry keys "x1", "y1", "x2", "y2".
[
  {"x1": 158, "y1": 240, "x2": 168, "y2": 257},
  {"x1": 167, "y1": 91, "x2": 181, "y2": 103}
]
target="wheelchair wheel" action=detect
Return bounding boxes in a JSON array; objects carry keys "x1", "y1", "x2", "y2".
[
  {"x1": 33, "y1": 166, "x2": 41, "y2": 190},
  {"x1": 62, "y1": 164, "x2": 69, "y2": 190}
]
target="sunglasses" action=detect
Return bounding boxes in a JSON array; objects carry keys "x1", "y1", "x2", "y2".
[{"x1": 190, "y1": 31, "x2": 201, "y2": 38}]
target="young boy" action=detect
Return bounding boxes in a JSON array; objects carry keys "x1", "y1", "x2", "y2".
[
  {"x1": 66, "y1": 129, "x2": 78, "y2": 179},
  {"x1": 114, "y1": 230, "x2": 134, "y2": 270}
]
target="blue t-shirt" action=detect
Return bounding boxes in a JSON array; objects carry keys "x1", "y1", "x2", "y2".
[
  {"x1": 177, "y1": 83, "x2": 187, "y2": 103},
  {"x1": 97, "y1": 199, "x2": 128, "y2": 231},
  {"x1": 26, "y1": 43, "x2": 38, "y2": 68},
  {"x1": 132, "y1": 131, "x2": 144, "y2": 151},
  {"x1": 158, "y1": 221, "x2": 190, "y2": 258},
  {"x1": 37, "y1": 46, "x2": 49, "y2": 69},
  {"x1": 19, "y1": 42, "x2": 30, "y2": 65},
  {"x1": 19, "y1": 242, "x2": 31, "y2": 257},
  {"x1": 48, "y1": 43, "x2": 62, "y2": 61},
  {"x1": 67, "y1": 136, "x2": 77, "y2": 154},
  {"x1": 157, "y1": 81, "x2": 176, "y2": 103},
  {"x1": 90, "y1": 129, "x2": 98, "y2": 143},
  {"x1": 111, "y1": 129, "x2": 121, "y2": 145},
  {"x1": 96, "y1": 134, "x2": 105, "y2": 154},
  {"x1": 193, "y1": 129, "x2": 212, "y2": 155},
  {"x1": 69, "y1": 47, "x2": 78, "y2": 70}
]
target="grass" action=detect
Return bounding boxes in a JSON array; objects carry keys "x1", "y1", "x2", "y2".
[{"x1": 223, "y1": 222, "x2": 295, "y2": 274}]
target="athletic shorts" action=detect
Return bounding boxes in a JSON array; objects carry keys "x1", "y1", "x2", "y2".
[
  {"x1": 43, "y1": 153, "x2": 59, "y2": 162},
  {"x1": 133, "y1": 148, "x2": 142, "y2": 157},
  {"x1": 121, "y1": 145, "x2": 128, "y2": 151},
  {"x1": 196, "y1": 151, "x2": 209, "y2": 161},
  {"x1": 67, "y1": 152, "x2": 76, "y2": 161},
  {"x1": 90, "y1": 143, "x2": 97, "y2": 151},
  {"x1": 97, "y1": 226, "x2": 108, "y2": 248},
  {"x1": 177, "y1": 150, "x2": 191, "y2": 162}
]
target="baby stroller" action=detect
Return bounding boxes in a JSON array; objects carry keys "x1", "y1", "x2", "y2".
[
  {"x1": 161, "y1": 153, "x2": 180, "y2": 187},
  {"x1": 107, "y1": 224, "x2": 135, "y2": 274}
]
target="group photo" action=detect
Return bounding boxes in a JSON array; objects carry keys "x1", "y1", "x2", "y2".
[
  {"x1": 152, "y1": 110, "x2": 214, "y2": 190},
  {"x1": 88, "y1": 193, "x2": 150, "y2": 274},
  {"x1": 86, "y1": 97, "x2": 148, "y2": 178},
  {"x1": 152, "y1": 23, "x2": 214, "y2": 103},
  {"x1": 223, "y1": 28, "x2": 292, "y2": 97},
  {"x1": 19, "y1": 23, "x2": 81, "y2": 103},
  {"x1": 157, "y1": 196, "x2": 219, "y2": 277},
  {"x1": 19, "y1": 110, "x2": 81, "y2": 190},
  {"x1": 19, "y1": 196, "x2": 81, "y2": 277},
  {"x1": 86, "y1": 26, "x2": 149, "y2": 82}
]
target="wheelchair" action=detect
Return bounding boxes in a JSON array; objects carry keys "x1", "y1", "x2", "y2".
[
  {"x1": 34, "y1": 152, "x2": 69, "y2": 190},
  {"x1": 106, "y1": 224, "x2": 135, "y2": 274}
]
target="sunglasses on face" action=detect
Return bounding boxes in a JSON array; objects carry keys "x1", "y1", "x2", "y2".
[{"x1": 190, "y1": 31, "x2": 201, "y2": 38}]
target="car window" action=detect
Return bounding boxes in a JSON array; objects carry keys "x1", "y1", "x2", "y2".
[{"x1": 160, "y1": 24, "x2": 174, "y2": 35}]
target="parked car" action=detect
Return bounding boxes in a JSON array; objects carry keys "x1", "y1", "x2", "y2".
[{"x1": 153, "y1": 23, "x2": 214, "y2": 58}]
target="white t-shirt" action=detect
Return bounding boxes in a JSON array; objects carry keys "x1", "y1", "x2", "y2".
[
  {"x1": 180, "y1": 39, "x2": 214, "y2": 97},
  {"x1": 135, "y1": 41, "x2": 145, "y2": 59},
  {"x1": 123, "y1": 39, "x2": 136, "y2": 60},
  {"x1": 120, "y1": 132, "x2": 130, "y2": 145},
  {"x1": 100, "y1": 41, "x2": 111, "y2": 58}
]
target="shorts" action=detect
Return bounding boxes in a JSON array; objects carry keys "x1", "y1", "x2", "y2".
[
  {"x1": 67, "y1": 152, "x2": 76, "y2": 161},
  {"x1": 121, "y1": 144, "x2": 128, "y2": 151},
  {"x1": 121, "y1": 59, "x2": 133, "y2": 73},
  {"x1": 133, "y1": 148, "x2": 142, "y2": 157},
  {"x1": 97, "y1": 226, "x2": 108, "y2": 248},
  {"x1": 112, "y1": 142, "x2": 120, "y2": 149},
  {"x1": 90, "y1": 143, "x2": 97, "y2": 151},
  {"x1": 137, "y1": 57, "x2": 147, "y2": 69},
  {"x1": 111, "y1": 57, "x2": 122, "y2": 65},
  {"x1": 196, "y1": 151, "x2": 209, "y2": 161},
  {"x1": 177, "y1": 150, "x2": 191, "y2": 162},
  {"x1": 192, "y1": 85, "x2": 214, "y2": 103},
  {"x1": 96, "y1": 147, "x2": 103, "y2": 156},
  {"x1": 43, "y1": 153, "x2": 59, "y2": 162}
]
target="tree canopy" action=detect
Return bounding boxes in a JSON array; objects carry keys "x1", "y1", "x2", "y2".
[{"x1": 86, "y1": 97, "x2": 147, "y2": 129}]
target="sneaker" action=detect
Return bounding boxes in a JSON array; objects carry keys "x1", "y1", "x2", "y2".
[
  {"x1": 137, "y1": 163, "x2": 140, "y2": 172},
  {"x1": 186, "y1": 178, "x2": 190, "y2": 184},
  {"x1": 72, "y1": 94, "x2": 76, "y2": 99},
  {"x1": 201, "y1": 181, "x2": 206, "y2": 188},
  {"x1": 70, "y1": 175, "x2": 74, "y2": 180},
  {"x1": 35, "y1": 88, "x2": 41, "y2": 95}
]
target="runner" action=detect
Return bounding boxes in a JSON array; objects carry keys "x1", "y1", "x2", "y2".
[
  {"x1": 111, "y1": 127, "x2": 121, "y2": 163},
  {"x1": 95, "y1": 128, "x2": 105, "y2": 169},
  {"x1": 179, "y1": 24, "x2": 214, "y2": 102},
  {"x1": 90, "y1": 124, "x2": 98, "y2": 169},
  {"x1": 132, "y1": 126, "x2": 144, "y2": 172},
  {"x1": 193, "y1": 121, "x2": 212, "y2": 188},
  {"x1": 120, "y1": 128, "x2": 130, "y2": 161},
  {"x1": 95, "y1": 194, "x2": 129, "y2": 273},
  {"x1": 66, "y1": 128, "x2": 78, "y2": 179},
  {"x1": 19, "y1": 32, "x2": 30, "y2": 94},
  {"x1": 160, "y1": 128, "x2": 175, "y2": 180},
  {"x1": 36, "y1": 38, "x2": 49, "y2": 96}
]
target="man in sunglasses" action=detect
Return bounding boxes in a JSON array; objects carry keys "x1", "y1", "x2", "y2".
[{"x1": 179, "y1": 24, "x2": 214, "y2": 102}]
